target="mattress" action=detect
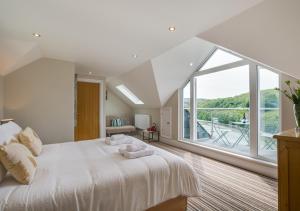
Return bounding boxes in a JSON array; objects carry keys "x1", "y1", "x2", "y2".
[{"x1": 0, "y1": 137, "x2": 201, "y2": 211}]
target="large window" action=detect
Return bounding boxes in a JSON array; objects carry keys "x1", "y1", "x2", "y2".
[
  {"x1": 258, "y1": 67, "x2": 280, "y2": 161},
  {"x1": 195, "y1": 65, "x2": 250, "y2": 155},
  {"x1": 200, "y1": 49, "x2": 242, "y2": 70},
  {"x1": 183, "y1": 82, "x2": 191, "y2": 139},
  {"x1": 181, "y1": 48, "x2": 280, "y2": 162}
]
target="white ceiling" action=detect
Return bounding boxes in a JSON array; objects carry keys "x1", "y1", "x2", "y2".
[
  {"x1": 0, "y1": 38, "x2": 42, "y2": 75},
  {"x1": 198, "y1": 0, "x2": 300, "y2": 79},
  {"x1": 0, "y1": 0, "x2": 263, "y2": 76},
  {"x1": 107, "y1": 61, "x2": 161, "y2": 108},
  {"x1": 151, "y1": 37, "x2": 214, "y2": 106},
  {"x1": 107, "y1": 37, "x2": 214, "y2": 108}
]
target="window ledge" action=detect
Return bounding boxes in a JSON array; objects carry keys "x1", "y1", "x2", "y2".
[
  {"x1": 179, "y1": 140, "x2": 277, "y2": 167},
  {"x1": 160, "y1": 137, "x2": 277, "y2": 178}
]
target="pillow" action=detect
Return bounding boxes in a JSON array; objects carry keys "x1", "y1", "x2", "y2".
[
  {"x1": 116, "y1": 118, "x2": 122, "y2": 127},
  {"x1": 111, "y1": 119, "x2": 117, "y2": 127},
  {"x1": 122, "y1": 119, "x2": 129, "y2": 126},
  {"x1": 19, "y1": 127, "x2": 43, "y2": 156},
  {"x1": 0, "y1": 143, "x2": 37, "y2": 184},
  {"x1": 0, "y1": 121, "x2": 22, "y2": 145}
]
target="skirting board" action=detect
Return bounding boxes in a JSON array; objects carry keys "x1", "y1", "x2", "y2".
[{"x1": 160, "y1": 137, "x2": 277, "y2": 179}]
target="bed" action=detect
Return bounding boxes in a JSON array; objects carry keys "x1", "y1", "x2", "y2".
[{"x1": 0, "y1": 137, "x2": 201, "y2": 211}]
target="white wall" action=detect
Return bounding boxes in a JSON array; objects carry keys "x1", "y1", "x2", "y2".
[
  {"x1": 133, "y1": 108, "x2": 160, "y2": 127},
  {"x1": 199, "y1": 0, "x2": 300, "y2": 79},
  {"x1": 281, "y1": 73, "x2": 298, "y2": 130},
  {"x1": 106, "y1": 88, "x2": 134, "y2": 125},
  {"x1": 0, "y1": 76, "x2": 3, "y2": 119},
  {"x1": 163, "y1": 91, "x2": 179, "y2": 140},
  {"x1": 4, "y1": 58, "x2": 75, "y2": 144}
]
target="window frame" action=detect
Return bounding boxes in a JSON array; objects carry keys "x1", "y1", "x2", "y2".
[{"x1": 180, "y1": 47, "x2": 281, "y2": 162}]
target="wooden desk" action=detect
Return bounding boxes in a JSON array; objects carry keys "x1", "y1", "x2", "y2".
[{"x1": 274, "y1": 129, "x2": 300, "y2": 211}]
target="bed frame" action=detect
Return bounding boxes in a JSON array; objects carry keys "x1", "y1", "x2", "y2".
[{"x1": 146, "y1": 196, "x2": 187, "y2": 211}]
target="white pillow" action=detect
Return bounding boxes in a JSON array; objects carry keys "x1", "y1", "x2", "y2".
[{"x1": 0, "y1": 121, "x2": 22, "y2": 145}]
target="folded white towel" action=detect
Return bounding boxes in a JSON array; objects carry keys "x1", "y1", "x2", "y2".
[
  {"x1": 111, "y1": 134, "x2": 125, "y2": 140},
  {"x1": 126, "y1": 143, "x2": 147, "y2": 152},
  {"x1": 105, "y1": 137, "x2": 132, "y2": 145},
  {"x1": 119, "y1": 147, "x2": 154, "y2": 159}
]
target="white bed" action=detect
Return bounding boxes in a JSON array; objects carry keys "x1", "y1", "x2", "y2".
[{"x1": 0, "y1": 137, "x2": 201, "y2": 211}]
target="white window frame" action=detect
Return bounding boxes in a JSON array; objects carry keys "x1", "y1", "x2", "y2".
[{"x1": 180, "y1": 47, "x2": 281, "y2": 162}]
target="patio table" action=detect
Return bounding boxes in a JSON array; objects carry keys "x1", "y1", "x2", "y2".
[{"x1": 231, "y1": 121, "x2": 250, "y2": 148}]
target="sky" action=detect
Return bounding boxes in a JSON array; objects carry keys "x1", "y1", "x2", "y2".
[{"x1": 183, "y1": 66, "x2": 279, "y2": 99}]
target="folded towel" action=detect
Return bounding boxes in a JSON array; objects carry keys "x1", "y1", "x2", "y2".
[
  {"x1": 105, "y1": 137, "x2": 132, "y2": 145},
  {"x1": 111, "y1": 134, "x2": 125, "y2": 140},
  {"x1": 126, "y1": 143, "x2": 147, "y2": 152},
  {"x1": 119, "y1": 147, "x2": 154, "y2": 159}
]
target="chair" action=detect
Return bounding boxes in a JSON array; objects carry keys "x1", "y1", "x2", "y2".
[
  {"x1": 211, "y1": 118, "x2": 231, "y2": 146},
  {"x1": 261, "y1": 132, "x2": 276, "y2": 149}
]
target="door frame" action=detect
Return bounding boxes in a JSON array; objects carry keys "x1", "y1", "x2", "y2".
[
  {"x1": 160, "y1": 107, "x2": 172, "y2": 139},
  {"x1": 77, "y1": 78, "x2": 106, "y2": 138}
]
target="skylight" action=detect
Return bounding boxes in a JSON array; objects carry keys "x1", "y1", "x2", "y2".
[
  {"x1": 116, "y1": 85, "x2": 144, "y2": 104},
  {"x1": 200, "y1": 49, "x2": 242, "y2": 71}
]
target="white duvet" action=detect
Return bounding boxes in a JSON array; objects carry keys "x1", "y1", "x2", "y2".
[{"x1": 0, "y1": 137, "x2": 201, "y2": 211}]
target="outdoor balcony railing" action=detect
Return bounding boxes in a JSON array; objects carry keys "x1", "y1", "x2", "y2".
[{"x1": 183, "y1": 107, "x2": 279, "y2": 159}]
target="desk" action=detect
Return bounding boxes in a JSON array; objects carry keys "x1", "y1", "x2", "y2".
[
  {"x1": 231, "y1": 121, "x2": 250, "y2": 147},
  {"x1": 143, "y1": 130, "x2": 160, "y2": 142}
]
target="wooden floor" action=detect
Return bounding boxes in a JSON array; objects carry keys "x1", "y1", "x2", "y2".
[{"x1": 150, "y1": 142, "x2": 278, "y2": 211}]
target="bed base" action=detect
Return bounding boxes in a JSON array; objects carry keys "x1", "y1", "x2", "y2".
[{"x1": 146, "y1": 196, "x2": 187, "y2": 211}]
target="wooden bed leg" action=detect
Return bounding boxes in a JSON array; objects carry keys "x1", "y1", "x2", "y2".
[{"x1": 146, "y1": 196, "x2": 187, "y2": 211}]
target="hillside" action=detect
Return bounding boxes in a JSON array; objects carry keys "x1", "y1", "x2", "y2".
[
  {"x1": 197, "y1": 89, "x2": 279, "y2": 108},
  {"x1": 184, "y1": 89, "x2": 280, "y2": 133}
]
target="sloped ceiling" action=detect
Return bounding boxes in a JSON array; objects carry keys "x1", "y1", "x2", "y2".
[
  {"x1": 0, "y1": 0, "x2": 262, "y2": 76},
  {"x1": 107, "y1": 61, "x2": 161, "y2": 108},
  {"x1": 198, "y1": 0, "x2": 300, "y2": 79},
  {"x1": 0, "y1": 37, "x2": 42, "y2": 75},
  {"x1": 151, "y1": 37, "x2": 214, "y2": 106},
  {"x1": 107, "y1": 37, "x2": 214, "y2": 108}
]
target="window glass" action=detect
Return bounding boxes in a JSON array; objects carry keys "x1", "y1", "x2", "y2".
[
  {"x1": 200, "y1": 49, "x2": 242, "y2": 71},
  {"x1": 183, "y1": 82, "x2": 191, "y2": 139},
  {"x1": 258, "y1": 67, "x2": 280, "y2": 161},
  {"x1": 195, "y1": 65, "x2": 250, "y2": 155}
]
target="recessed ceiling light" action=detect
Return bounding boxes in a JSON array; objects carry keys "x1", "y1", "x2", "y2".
[
  {"x1": 32, "y1": 33, "x2": 41, "y2": 37},
  {"x1": 168, "y1": 26, "x2": 176, "y2": 32},
  {"x1": 189, "y1": 62, "x2": 194, "y2": 66},
  {"x1": 88, "y1": 72, "x2": 92, "y2": 75},
  {"x1": 132, "y1": 54, "x2": 138, "y2": 58}
]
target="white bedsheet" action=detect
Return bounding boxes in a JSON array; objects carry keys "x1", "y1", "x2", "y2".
[{"x1": 0, "y1": 137, "x2": 201, "y2": 211}]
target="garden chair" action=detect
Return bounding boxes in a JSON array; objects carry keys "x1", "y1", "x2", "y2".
[
  {"x1": 211, "y1": 118, "x2": 231, "y2": 146},
  {"x1": 261, "y1": 132, "x2": 276, "y2": 150}
]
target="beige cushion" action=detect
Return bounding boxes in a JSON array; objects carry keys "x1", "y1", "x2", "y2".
[
  {"x1": 19, "y1": 127, "x2": 42, "y2": 156},
  {"x1": 0, "y1": 143, "x2": 37, "y2": 184}
]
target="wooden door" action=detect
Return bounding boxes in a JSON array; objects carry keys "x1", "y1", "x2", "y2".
[
  {"x1": 75, "y1": 82, "x2": 100, "y2": 141},
  {"x1": 160, "y1": 107, "x2": 172, "y2": 139}
]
